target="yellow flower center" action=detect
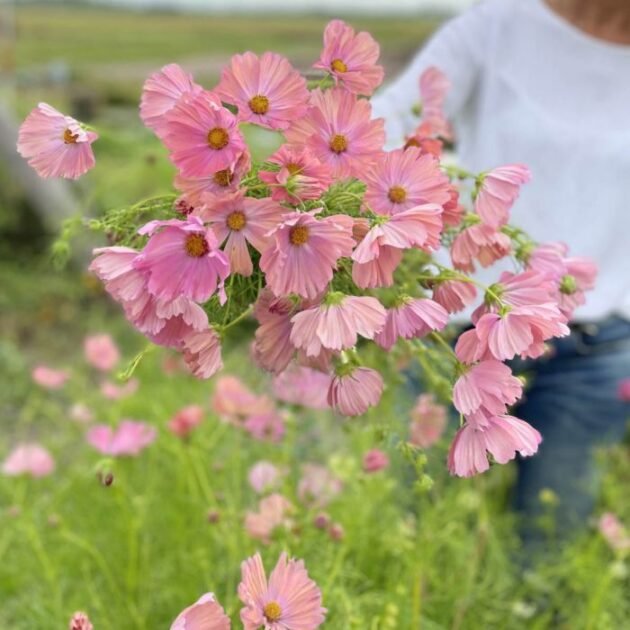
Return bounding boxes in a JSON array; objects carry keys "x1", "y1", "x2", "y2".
[
  {"x1": 207, "y1": 127, "x2": 229, "y2": 150},
  {"x1": 263, "y1": 601, "x2": 282, "y2": 622},
  {"x1": 63, "y1": 128, "x2": 79, "y2": 144},
  {"x1": 213, "y1": 169, "x2": 233, "y2": 187},
  {"x1": 331, "y1": 58, "x2": 348, "y2": 73},
  {"x1": 184, "y1": 233, "x2": 209, "y2": 258},
  {"x1": 289, "y1": 225, "x2": 309, "y2": 246},
  {"x1": 249, "y1": 94, "x2": 270, "y2": 115},
  {"x1": 286, "y1": 163, "x2": 302, "y2": 175},
  {"x1": 388, "y1": 185, "x2": 407, "y2": 204},
  {"x1": 226, "y1": 211, "x2": 246, "y2": 231},
  {"x1": 329, "y1": 134, "x2": 348, "y2": 154}
]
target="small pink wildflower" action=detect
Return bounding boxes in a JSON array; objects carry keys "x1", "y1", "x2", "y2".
[
  {"x1": 2, "y1": 443, "x2": 55, "y2": 478},
  {"x1": 87, "y1": 420, "x2": 157, "y2": 457},
  {"x1": 84, "y1": 334, "x2": 120, "y2": 372}
]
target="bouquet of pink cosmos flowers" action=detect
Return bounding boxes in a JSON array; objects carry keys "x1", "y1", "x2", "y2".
[{"x1": 17, "y1": 20, "x2": 597, "y2": 478}]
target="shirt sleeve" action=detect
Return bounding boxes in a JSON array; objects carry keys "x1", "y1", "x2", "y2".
[{"x1": 371, "y1": 1, "x2": 494, "y2": 148}]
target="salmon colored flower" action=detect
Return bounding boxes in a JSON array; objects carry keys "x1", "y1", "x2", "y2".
[
  {"x1": 170, "y1": 593, "x2": 231, "y2": 630},
  {"x1": 313, "y1": 19, "x2": 384, "y2": 96},
  {"x1": 2, "y1": 443, "x2": 55, "y2": 478},
  {"x1": 451, "y1": 223, "x2": 511, "y2": 273},
  {"x1": 239, "y1": 552, "x2": 326, "y2": 630},
  {"x1": 84, "y1": 334, "x2": 120, "y2": 372},
  {"x1": 168, "y1": 404, "x2": 205, "y2": 438},
  {"x1": 362, "y1": 448, "x2": 390, "y2": 473},
  {"x1": 182, "y1": 327, "x2": 223, "y2": 380},
  {"x1": 32, "y1": 365, "x2": 69, "y2": 390},
  {"x1": 432, "y1": 279, "x2": 477, "y2": 314},
  {"x1": 17, "y1": 103, "x2": 98, "y2": 179},
  {"x1": 475, "y1": 164, "x2": 531, "y2": 228},
  {"x1": 409, "y1": 394, "x2": 448, "y2": 449},
  {"x1": 328, "y1": 366, "x2": 383, "y2": 416},
  {"x1": 216, "y1": 52, "x2": 309, "y2": 130},
  {"x1": 87, "y1": 420, "x2": 156, "y2": 457}
]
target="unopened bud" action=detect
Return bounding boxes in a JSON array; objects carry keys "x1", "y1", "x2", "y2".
[
  {"x1": 328, "y1": 522, "x2": 345, "y2": 541},
  {"x1": 313, "y1": 512, "x2": 331, "y2": 530}
]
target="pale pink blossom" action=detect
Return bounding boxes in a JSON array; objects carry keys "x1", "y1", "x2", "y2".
[
  {"x1": 244, "y1": 494, "x2": 293, "y2": 544},
  {"x1": 168, "y1": 404, "x2": 205, "y2": 438},
  {"x1": 170, "y1": 593, "x2": 231, "y2": 630},
  {"x1": 17, "y1": 103, "x2": 98, "y2": 179},
  {"x1": 244, "y1": 410, "x2": 286, "y2": 443},
  {"x1": 215, "y1": 52, "x2": 309, "y2": 130},
  {"x1": 417, "y1": 66, "x2": 452, "y2": 140},
  {"x1": 89, "y1": 246, "x2": 145, "y2": 303},
  {"x1": 84, "y1": 334, "x2": 120, "y2": 372},
  {"x1": 239, "y1": 552, "x2": 326, "y2": 630},
  {"x1": 451, "y1": 223, "x2": 511, "y2": 273},
  {"x1": 2, "y1": 443, "x2": 55, "y2": 478},
  {"x1": 364, "y1": 148, "x2": 450, "y2": 216},
  {"x1": 248, "y1": 461, "x2": 284, "y2": 494},
  {"x1": 285, "y1": 88, "x2": 384, "y2": 179},
  {"x1": 441, "y1": 186, "x2": 465, "y2": 227},
  {"x1": 313, "y1": 19, "x2": 384, "y2": 96},
  {"x1": 374, "y1": 297, "x2": 449, "y2": 350},
  {"x1": 260, "y1": 210, "x2": 355, "y2": 300},
  {"x1": 100, "y1": 378, "x2": 139, "y2": 400},
  {"x1": 203, "y1": 190, "x2": 283, "y2": 276},
  {"x1": 163, "y1": 90, "x2": 246, "y2": 177},
  {"x1": 140, "y1": 63, "x2": 203, "y2": 138},
  {"x1": 69, "y1": 611, "x2": 94, "y2": 630},
  {"x1": 182, "y1": 327, "x2": 223, "y2": 380},
  {"x1": 87, "y1": 420, "x2": 157, "y2": 457},
  {"x1": 557, "y1": 256, "x2": 598, "y2": 319},
  {"x1": 290, "y1": 294, "x2": 386, "y2": 356},
  {"x1": 259, "y1": 145, "x2": 333, "y2": 204},
  {"x1": 598, "y1": 513, "x2": 630, "y2": 552},
  {"x1": 432, "y1": 279, "x2": 477, "y2": 314},
  {"x1": 211, "y1": 375, "x2": 273, "y2": 422},
  {"x1": 351, "y1": 245, "x2": 402, "y2": 289},
  {"x1": 475, "y1": 164, "x2": 531, "y2": 228},
  {"x1": 448, "y1": 412, "x2": 541, "y2": 477},
  {"x1": 32, "y1": 365, "x2": 69, "y2": 390},
  {"x1": 328, "y1": 366, "x2": 383, "y2": 416},
  {"x1": 362, "y1": 448, "x2": 390, "y2": 473},
  {"x1": 272, "y1": 364, "x2": 331, "y2": 410},
  {"x1": 409, "y1": 394, "x2": 448, "y2": 448},
  {"x1": 298, "y1": 464, "x2": 343, "y2": 508},
  {"x1": 69, "y1": 403, "x2": 94, "y2": 424}
]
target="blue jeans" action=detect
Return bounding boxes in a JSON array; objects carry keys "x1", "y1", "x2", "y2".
[{"x1": 513, "y1": 316, "x2": 630, "y2": 542}]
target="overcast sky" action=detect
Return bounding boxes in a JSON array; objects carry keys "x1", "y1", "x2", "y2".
[{"x1": 95, "y1": 0, "x2": 477, "y2": 14}]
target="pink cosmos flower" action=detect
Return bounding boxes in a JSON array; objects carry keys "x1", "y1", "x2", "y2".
[
  {"x1": 409, "y1": 393, "x2": 448, "y2": 449},
  {"x1": 87, "y1": 420, "x2": 157, "y2": 457},
  {"x1": 328, "y1": 366, "x2": 383, "y2": 416},
  {"x1": 170, "y1": 593, "x2": 231, "y2": 630},
  {"x1": 375, "y1": 297, "x2": 449, "y2": 350},
  {"x1": 17, "y1": 103, "x2": 98, "y2": 179},
  {"x1": 418, "y1": 66, "x2": 452, "y2": 140},
  {"x1": 259, "y1": 145, "x2": 333, "y2": 204},
  {"x1": 32, "y1": 365, "x2": 69, "y2": 390},
  {"x1": 168, "y1": 404, "x2": 205, "y2": 438},
  {"x1": 84, "y1": 334, "x2": 120, "y2": 372},
  {"x1": 69, "y1": 612, "x2": 94, "y2": 630},
  {"x1": 244, "y1": 494, "x2": 294, "y2": 544},
  {"x1": 260, "y1": 210, "x2": 355, "y2": 300},
  {"x1": 272, "y1": 364, "x2": 332, "y2": 410},
  {"x1": 362, "y1": 448, "x2": 390, "y2": 473},
  {"x1": 174, "y1": 150, "x2": 251, "y2": 206},
  {"x1": 618, "y1": 379, "x2": 630, "y2": 402},
  {"x1": 432, "y1": 279, "x2": 477, "y2": 314},
  {"x1": 89, "y1": 246, "x2": 145, "y2": 302},
  {"x1": 285, "y1": 88, "x2": 384, "y2": 179},
  {"x1": 244, "y1": 410, "x2": 286, "y2": 443},
  {"x1": 452, "y1": 360, "x2": 523, "y2": 416},
  {"x1": 598, "y1": 513, "x2": 630, "y2": 553},
  {"x1": 182, "y1": 327, "x2": 223, "y2": 380},
  {"x1": 211, "y1": 375, "x2": 273, "y2": 422},
  {"x1": 203, "y1": 190, "x2": 283, "y2": 276},
  {"x1": 239, "y1": 552, "x2": 326, "y2": 630},
  {"x1": 475, "y1": 164, "x2": 531, "y2": 228},
  {"x1": 248, "y1": 461, "x2": 285, "y2": 494},
  {"x1": 290, "y1": 294, "x2": 386, "y2": 356},
  {"x1": 2, "y1": 443, "x2": 55, "y2": 478},
  {"x1": 448, "y1": 412, "x2": 541, "y2": 477},
  {"x1": 404, "y1": 133, "x2": 443, "y2": 159},
  {"x1": 351, "y1": 245, "x2": 402, "y2": 290},
  {"x1": 100, "y1": 378, "x2": 139, "y2": 400},
  {"x1": 313, "y1": 19, "x2": 384, "y2": 96},
  {"x1": 442, "y1": 186, "x2": 465, "y2": 227},
  {"x1": 140, "y1": 63, "x2": 203, "y2": 138},
  {"x1": 557, "y1": 256, "x2": 598, "y2": 319},
  {"x1": 363, "y1": 148, "x2": 451, "y2": 216},
  {"x1": 451, "y1": 223, "x2": 511, "y2": 273},
  {"x1": 215, "y1": 52, "x2": 309, "y2": 130},
  {"x1": 69, "y1": 402, "x2": 94, "y2": 424},
  {"x1": 298, "y1": 464, "x2": 343, "y2": 508},
  {"x1": 135, "y1": 216, "x2": 230, "y2": 303},
  {"x1": 163, "y1": 90, "x2": 246, "y2": 177},
  {"x1": 525, "y1": 241, "x2": 568, "y2": 278}
]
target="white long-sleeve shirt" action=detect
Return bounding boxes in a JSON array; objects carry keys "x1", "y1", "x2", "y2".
[{"x1": 371, "y1": 0, "x2": 630, "y2": 321}]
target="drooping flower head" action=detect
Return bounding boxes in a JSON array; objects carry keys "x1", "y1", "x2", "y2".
[
  {"x1": 409, "y1": 393, "x2": 448, "y2": 449},
  {"x1": 202, "y1": 190, "x2": 283, "y2": 276},
  {"x1": 474, "y1": 164, "x2": 531, "y2": 228},
  {"x1": 328, "y1": 365, "x2": 383, "y2": 416},
  {"x1": 259, "y1": 145, "x2": 333, "y2": 204},
  {"x1": 135, "y1": 216, "x2": 230, "y2": 303},
  {"x1": 182, "y1": 327, "x2": 224, "y2": 379},
  {"x1": 170, "y1": 593, "x2": 231, "y2": 630},
  {"x1": 364, "y1": 148, "x2": 451, "y2": 216},
  {"x1": 2, "y1": 443, "x2": 55, "y2": 478},
  {"x1": 260, "y1": 210, "x2": 355, "y2": 300},
  {"x1": 17, "y1": 103, "x2": 98, "y2": 179},
  {"x1": 140, "y1": 63, "x2": 203, "y2": 138},
  {"x1": 87, "y1": 420, "x2": 157, "y2": 457},
  {"x1": 84, "y1": 334, "x2": 120, "y2": 372},
  {"x1": 451, "y1": 223, "x2": 511, "y2": 273},
  {"x1": 215, "y1": 52, "x2": 309, "y2": 130},
  {"x1": 285, "y1": 88, "x2": 384, "y2": 179},
  {"x1": 313, "y1": 19, "x2": 384, "y2": 96},
  {"x1": 272, "y1": 364, "x2": 332, "y2": 410},
  {"x1": 432, "y1": 279, "x2": 477, "y2": 314},
  {"x1": 239, "y1": 552, "x2": 326, "y2": 630},
  {"x1": 163, "y1": 90, "x2": 246, "y2": 177}
]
